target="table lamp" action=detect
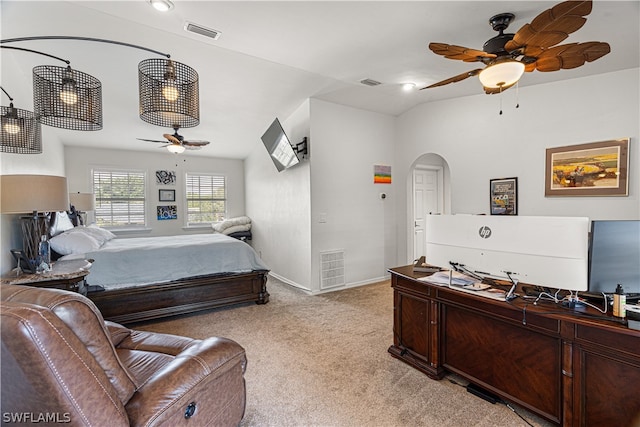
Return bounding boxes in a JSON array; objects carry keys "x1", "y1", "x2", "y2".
[
  {"x1": 0, "y1": 175, "x2": 69, "y2": 267},
  {"x1": 69, "y1": 192, "x2": 95, "y2": 225}
]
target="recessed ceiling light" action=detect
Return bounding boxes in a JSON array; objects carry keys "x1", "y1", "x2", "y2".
[
  {"x1": 402, "y1": 83, "x2": 416, "y2": 92},
  {"x1": 148, "y1": 0, "x2": 174, "y2": 12}
]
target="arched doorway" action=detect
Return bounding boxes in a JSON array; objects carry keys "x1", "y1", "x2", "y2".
[{"x1": 408, "y1": 153, "x2": 451, "y2": 262}]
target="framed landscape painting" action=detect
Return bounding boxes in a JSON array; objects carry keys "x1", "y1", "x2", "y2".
[{"x1": 545, "y1": 138, "x2": 629, "y2": 197}]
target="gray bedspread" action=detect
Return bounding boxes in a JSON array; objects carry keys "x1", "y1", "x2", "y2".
[{"x1": 77, "y1": 233, "x2": 268, "y2": 289}]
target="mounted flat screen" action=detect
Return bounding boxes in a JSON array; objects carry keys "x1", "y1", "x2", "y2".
[
  {"x1": 261, "y1": 118, "x2": 300, "y2": 172},
  {"x1": 425, "y1": 214, "x2": 590, "y2": 291}
]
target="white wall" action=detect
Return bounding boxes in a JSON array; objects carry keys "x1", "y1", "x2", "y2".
[
  {"x1": 64, "y1": 146, "x2": 245, "y2": 237},
  {"x1": 246, "y1": 99, "x2": 397, "y2": 292},
  {"x1": 309, "y1": 99, "x2": 396, "y2": 292},
  {"x1": 395, "y1": 69, "x2": 640, "y2": 265},
  {"x1": 245, "y1": 100, "x2": 312, "y2": 289},
  {"x1": 1, "y1": 131, "x2": 66, "y2": 274}
]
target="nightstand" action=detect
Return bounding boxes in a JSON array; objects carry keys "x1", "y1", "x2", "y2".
[{"x1": 1, "y1": 259, "x2": 92, "y2": 296}]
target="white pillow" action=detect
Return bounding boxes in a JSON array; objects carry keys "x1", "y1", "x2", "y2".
[
  {"x1": 49, "y1": 230, "x2": 101, "y2": 255},
  {"x1": 50, "y1": 211, "x2": 74, "y2": 236},
  {"x1": 88, "y1": 224, "x2": 116, "y2": 241},
  {"x1": 67, "y1": 225, "x2": 116, "y2": 245}
]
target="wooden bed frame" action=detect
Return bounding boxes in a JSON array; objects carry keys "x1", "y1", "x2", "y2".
[
  {"x1": 48, "y1": 212, "x2": 269, "y2": 324},
  {"x1": 87, "y1": 270, "x2": 269, "y2": 324}
]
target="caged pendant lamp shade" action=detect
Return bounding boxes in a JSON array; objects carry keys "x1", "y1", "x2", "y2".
[
  {"x1": 33, "y1": 65, "x2": 102, "y2": 131},
  {"x1": 1, "y1": 103, "x2": 42, "y2": 154},
  {"x1": 138, "y1": 58, "x2": 199, "y2": 128}
]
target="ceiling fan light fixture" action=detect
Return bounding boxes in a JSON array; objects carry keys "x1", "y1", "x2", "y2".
[
  {"x1": 478, "y1": 60, "x2": 525, "y2": 89},
  {"x1": 166, "y1": 143, "x2": 185, "y2": 154}
]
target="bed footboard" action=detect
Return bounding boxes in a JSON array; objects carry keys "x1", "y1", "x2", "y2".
[{"x1": 88, "y1": 271, "x2": 269, "y2": 324}]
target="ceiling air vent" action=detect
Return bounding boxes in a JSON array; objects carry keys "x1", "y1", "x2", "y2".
[
  {"x1": 184, "y1": 21, "x2": 222, "y2": 40},
  {"x1": 360, "y1": 78, "x2": 382, "y2": 86}
]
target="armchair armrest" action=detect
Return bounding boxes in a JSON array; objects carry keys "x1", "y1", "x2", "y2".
[{"x1": 125, "y1": 337, "x2": 247, "y2": 427}]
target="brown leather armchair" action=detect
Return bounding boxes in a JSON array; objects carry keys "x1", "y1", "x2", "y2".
[{"x1": 0, "y1": 284, "x2": 247, "y2": 426}]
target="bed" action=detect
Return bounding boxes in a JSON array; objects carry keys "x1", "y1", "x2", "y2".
[{"x1": 48, "y1": 213, "x2": 270, "y2": 324}]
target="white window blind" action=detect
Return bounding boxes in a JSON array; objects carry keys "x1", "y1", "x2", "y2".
[
  {"x1": 92, "y1": 169, "x2": 146, "y2": 228},
  {"x1": 186, "y1": 173, "x2": 226, "y2": 226}
]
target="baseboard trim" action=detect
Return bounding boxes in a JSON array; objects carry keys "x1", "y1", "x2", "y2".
[{"x1": 267, "y1": 272, "x2": 390, "y2": 296}]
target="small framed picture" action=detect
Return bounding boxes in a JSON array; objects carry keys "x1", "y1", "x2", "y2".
[
  {"x1": 157, "y1": 205, "x2": 177, "y2": 220},
  {"x1": 156, "y1": 170, "x2": 176, "y2": 185},
  {"x1": 490, "y1": 177, "x2": 518, "y2": 215},
  {"x1": 159, "y1": 189, "x2": 175, "y2": 202}
]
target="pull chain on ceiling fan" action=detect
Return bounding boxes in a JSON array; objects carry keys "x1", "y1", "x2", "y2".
[{"x1": 422, "y1": 0, "x2": 611, "y2": 94}]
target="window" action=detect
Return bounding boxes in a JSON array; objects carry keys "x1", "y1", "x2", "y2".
[
  {"x1": 92, "y1": 169, "x2": 146, "y2": 228},
  {"x1": 186, "y1": 173, "x2": 226, "y2": 226}
]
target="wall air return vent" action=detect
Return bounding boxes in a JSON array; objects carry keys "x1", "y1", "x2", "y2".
[
  {"x1": 360, "y1": 78, "x2": 382, "y2": 86},
  {"x1": 184, "y1": 21, "x2": 222, "y2": 40},
  {"x1": 320, "y1": 250, "x2": 345, "y2": 290}
]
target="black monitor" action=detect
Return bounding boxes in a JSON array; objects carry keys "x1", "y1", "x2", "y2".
[{"x1": 588, "y1": 220, "x2": 640, "y2": 296}]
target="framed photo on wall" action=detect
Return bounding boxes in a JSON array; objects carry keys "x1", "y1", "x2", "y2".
[
  {"x1": 545, "y1": 138, "x2": 629, "y2": 197},
  {"x1": 159, "y1": 189, "x2": 175, "y2": 202},
  {"x1": 156, "y1": 170, "x2": 176, "y2": 185},
  {"x1": 490, "y1": 177, "x2": 518, "y2": 215},
  {"x1": 157, "y1": 205, "x2": 177, "y2": 220}
]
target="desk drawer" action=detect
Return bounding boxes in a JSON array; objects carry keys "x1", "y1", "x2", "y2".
[{"x1": 392, "y1": 276, "x2": 431, "y2": 298}]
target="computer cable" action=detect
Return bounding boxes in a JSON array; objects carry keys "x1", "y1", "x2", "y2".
[
  {"x1": 503, "y1": 401, "x2": 535, "y2": 427},
  {"x1": 447, "y1": 375, "x2": 535, "y2": 427}
]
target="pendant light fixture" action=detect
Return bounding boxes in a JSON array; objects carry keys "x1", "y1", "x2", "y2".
[
  {"x1": 1, "y1": 86, "x2": 42, "y2": 154},
  {"x1": 33, "y1": 64, "x2": 103, "y2": 131},
  {"x1": 138, "y1": 58, "x2": 200, "y2": 128},
  {"x1": 2, "y1": 36, "x2": 200, "y2": 132}
]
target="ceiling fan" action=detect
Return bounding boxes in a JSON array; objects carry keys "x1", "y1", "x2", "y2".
[
  {"x1": 137, "y1": 125, "x2": 210, "y2": 154},
  {"x1": 423, "y1": 0, "x2": 610, "y2": 94}
]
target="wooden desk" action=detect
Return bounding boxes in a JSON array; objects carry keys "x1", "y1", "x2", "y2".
[{"x1": 388, "y1": 265, "x2": 640, "y2": 426}]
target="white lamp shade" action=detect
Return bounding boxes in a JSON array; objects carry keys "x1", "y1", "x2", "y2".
[
  {"x1": 0, "y1": 175, "x2": 69, "y2": 213},
  {"x1": 69, "y1": 192, "x2": 96, "y2": 211},
  {"x1": 478, "y1": 61, "x2": 525, "y2": 89},
  {"x1": 167, "y1": 144, "x2": 186, "y2": 154}
]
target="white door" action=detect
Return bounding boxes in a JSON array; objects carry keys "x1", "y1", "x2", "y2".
[{"x1": 413, "y1": 168, "x2": 441, "y2": 261}]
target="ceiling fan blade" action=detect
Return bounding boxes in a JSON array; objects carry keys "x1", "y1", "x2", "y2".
[
  {"x1": 163, "y1": 134, "x2": 182, "y2": 145},
  {"x1": 421, "y1": 69, "x2": 483, "y2": 90},
  {"x1": 505, "y1": 0, "x2": 593, "y2": 54},
  {"x1": 137, "y1": 138, "x2": 168, "y2": 144},
  {"x1": 429, "y1": 43, "x2": 495, "y2": 63},
  {"x1": 183, "y1": 140, "x2": 210, "y2": 146},
  {"x1": 532, "y1": 41, "x2": 610, "y2": 71}
]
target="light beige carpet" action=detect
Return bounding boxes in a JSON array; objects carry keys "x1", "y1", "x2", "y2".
[{"x1": 135, "y1": 277, "x2": 553, "y2": 427}]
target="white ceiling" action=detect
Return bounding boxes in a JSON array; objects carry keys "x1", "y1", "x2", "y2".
[{"x1": 2, "y1": 1, "x2": 638, "y2": 159}]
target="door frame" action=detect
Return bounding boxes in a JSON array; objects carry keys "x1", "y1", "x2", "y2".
[{"x1": 408, "y1": 164, "x2": 445, "y2": 264}]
